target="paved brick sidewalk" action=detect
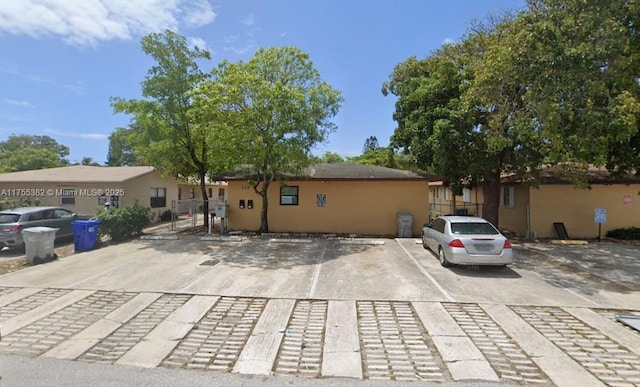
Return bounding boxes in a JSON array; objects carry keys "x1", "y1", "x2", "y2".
[{"x1": 0, "y1": 286, "x2": 639, "y2": 386}]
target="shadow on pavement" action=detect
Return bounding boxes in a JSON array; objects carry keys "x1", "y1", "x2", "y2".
[
  {"x1": 448, "y1": 265, "x2": 522, "y2": 279},
  {"x1": 105, "y1": 234, "x2": 373, "y2": 270},
  {"x1": 514, "y1": 243, "x2": 638, "y2": 295}
]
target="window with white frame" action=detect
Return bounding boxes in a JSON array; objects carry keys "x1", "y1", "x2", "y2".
[
  {"x1": 462, "y1": 188, "x2": 472, "y2": 203},
  {"x1": 501, "y1": 186, "x2": 515, "y2": 208},
  {"x1": 433, "y1": 187, "x2": 440, "y2": 199},
  {"x1": 444, "y1": 187, "x2": 451, "y2": 201}
]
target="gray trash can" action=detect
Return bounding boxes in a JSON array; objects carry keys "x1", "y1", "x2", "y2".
[
  {"x1": 397, "y1": 213, "x2": 413, "y2": 238},
  {"x1": 22, "y1": 227, "x2": 59, "y2": 265}
]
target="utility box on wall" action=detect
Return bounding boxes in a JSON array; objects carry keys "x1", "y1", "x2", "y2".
[{"x1": 215, "y1": 204, "x2": 229, "y2": 217}]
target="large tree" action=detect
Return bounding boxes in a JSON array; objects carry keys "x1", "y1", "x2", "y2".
[
  {"x1": 111, "y1": 30, "x2": 219, "y2": 228},
  {"x1": 106, "y1": 126, "x2": 143, "y2": 166},
  {"x1": 384, "y1": 0, "x2": 640, "y2": 225},
  {"x1": 362, "y1": 135, "x2": 379, "y2": 153},
  {"x1": 0, "y1": 134, "x2": 70, "y2": 172},
  {"x1": 195, "y1": 47, "x2": 343, "y2": 233}
]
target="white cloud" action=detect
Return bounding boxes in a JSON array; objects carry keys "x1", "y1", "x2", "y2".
[
  {"x1": 442, "y1": 38, "x2": 455, "y2": 45},
  {"x1": 0, "y1": 0, "x2": 217, "y2": 47},
  {"x1": 188, "y1": 36, "x2": 208, "y2": 52},
  {"x1": 27, "y1": 75, "x2": 86, "y2": 94},
  {"x1": 0, "y1": 112, "x2": 34, "y2": 123},
  {"x1": 44, "y1": 129, "x2": 108, "y2": 140},
  {"x1": 2, "y1": 99, "x2": 34, "y2": 108},
  {"x1": 223, "y1": 42, "x2": 257, "y2": 55},
  {"x1": 240, "y1": 14, "x2": 255, "y2": 26}
]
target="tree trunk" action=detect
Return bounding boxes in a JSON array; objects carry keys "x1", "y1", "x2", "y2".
[
  {"x1": 259, "y1": 187, "x2": 269, "y2": 234},
  {"x1": 483, "y1": 171, "x2": 501, "y2": 227},
  {"x1": 199, "y1": 172, "x2": 209, "y2": 230}
]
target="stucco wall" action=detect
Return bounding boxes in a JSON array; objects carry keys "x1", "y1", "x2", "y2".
[
  {"x1": 498, "y1": 185, "x2": 529, "y2": 235},
  {"x1": 529, "y1": 184, "x2": 640, "y2": 238},
  {"x1": 122, "y1": 171, "x2": 179, "y2": 220},
  {"x1": 226, "y1": 180, "x2": 430, "y2": 236},
  {"x1": 0, "y1": 170, "x2": 179, "y2": 217}
]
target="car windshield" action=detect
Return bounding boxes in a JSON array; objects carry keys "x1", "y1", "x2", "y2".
[
  {"x1": 0, "y1": 214, "x2": 20, "y2": 224},
  {"x1": 451, "y1": 222, "x2": 499, "y2": 235}
]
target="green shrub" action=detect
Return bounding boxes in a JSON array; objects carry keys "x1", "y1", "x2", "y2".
[
  {"x1": 606, "y1": 227, "x2": 640, "y2": 240},
  {"x1": 0, "y1": 197, "x2": 40, "y2": 210},
  {"x1": 95, "y1": 202, "x2": 151, "y2": 242}
]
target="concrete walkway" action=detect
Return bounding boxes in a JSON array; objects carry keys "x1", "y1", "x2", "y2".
[{"x1": 0, "y1": 236, "x2": 639, "y2": 386}]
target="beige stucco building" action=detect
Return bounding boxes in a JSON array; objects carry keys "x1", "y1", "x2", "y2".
[
  {"x1": 0, "y1": 165, "x2": 179, "y2": 220},
  {"x1": 428, "y1": 168, "x2": 640, "y2": 239},
  {"x1": 218, "y1": 163, "x2": 434, "y2": 237}
]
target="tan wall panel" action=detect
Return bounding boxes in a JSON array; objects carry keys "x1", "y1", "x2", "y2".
[
  {"x1": 227, "y1": 180, "x2": 430, "y2": 236},
  {"x1": 529, "y1": 184, "x2": 640, "y2": 238},
  {"x1": 498, "y1": 185, "x2": 529, "y2": 235},
  {"x1": 0, "y1": 171, "x2": 179, "y2": 218}
]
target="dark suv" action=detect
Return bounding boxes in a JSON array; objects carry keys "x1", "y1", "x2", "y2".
[{"x1": 0, "y1": 206, "x2": 91, "y2": 250}]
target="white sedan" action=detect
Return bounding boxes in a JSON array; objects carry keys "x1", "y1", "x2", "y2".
[{"x1": 422, "y1": 216, "x2": 513, "y2": 267}]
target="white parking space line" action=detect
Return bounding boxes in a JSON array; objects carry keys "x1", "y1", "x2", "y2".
[
  {"x1": 306, "y1": 244, "x2": 326, "y2": 299},
  {"x1": 396, "y1": 239, "x2": 455, "y2": 302}
]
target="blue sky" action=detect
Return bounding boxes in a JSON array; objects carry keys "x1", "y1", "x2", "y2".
[{"x1": 0, "y1": 0, "x2": 525, "y2": 165}]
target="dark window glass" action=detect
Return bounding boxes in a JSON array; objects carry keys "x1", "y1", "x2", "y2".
[{"x1": 280, "y1": 186, "x2": 299, "y2": 206}]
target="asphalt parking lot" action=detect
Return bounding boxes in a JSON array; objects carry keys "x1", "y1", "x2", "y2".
[{"x1": 0, "y1": 236, "x2": 639, "y2": 386}]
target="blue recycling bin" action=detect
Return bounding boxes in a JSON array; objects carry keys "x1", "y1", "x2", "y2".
[{"x1": 72, "y1": 220, "x2": 101, "y2": 252}]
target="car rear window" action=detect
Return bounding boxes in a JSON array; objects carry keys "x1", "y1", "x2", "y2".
[
  {"x1": 0, "y1": 214, "x2": 20, "y2": 224},
  {"x1": 451, "y1": 222, "x2": 499, "y2": 235}
]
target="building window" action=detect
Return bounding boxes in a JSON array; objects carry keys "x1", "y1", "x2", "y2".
[
  {"x1": 189, "y1": 188, "x2": 195, "y2": 199},
  {"x1": 150, "y1": 187, "x2": 166, "y2": 208},
  {"x1": 434, "y1": 187, "x2": 440, "y2": 199},
  {"x1": 280, "y1": 186, "x2": 299, "y2": 205},
  {"x1": 60, "y1": 188, "x2": 76, "y2": 205},
  {"x1": 462, "y1": 188, "x2": 472, "y2": 203},
  {"x1": 501, "y1": 186, "x2": 515, "y2": 208},
  {"x1": 218, "y1": 188, "x2": 225, "y2": 201},
  {"x1": 444, "y1": 188, "x2": 451, "y2": 201}
]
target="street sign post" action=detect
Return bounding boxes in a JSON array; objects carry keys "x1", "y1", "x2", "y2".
[{"x1": 594, "y1": 208, "x2": 607, "y2": 240}]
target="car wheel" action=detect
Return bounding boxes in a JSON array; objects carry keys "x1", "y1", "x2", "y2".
[
  {"x1": 438, "y1": 247, "x2": 451, "y2": 267},
  {"x1": 421, "y1": 234, "x2": 428, "y2": 249}
]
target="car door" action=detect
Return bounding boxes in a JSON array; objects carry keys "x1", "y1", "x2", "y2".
[
  {"x1": 39, "y1": 209, "x2": 59, "y2": 230},
  {"x1": 426, "y1": 218, "x2": 445, "y2": 251},
  {"x1": 52, "y1": 209, "x2": 75, "y2": 238}
]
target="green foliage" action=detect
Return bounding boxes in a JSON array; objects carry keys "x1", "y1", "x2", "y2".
[
  {"x1": 383, "y1": 0, "x2": 640, "y2": 225},
  {"x1": 111, "y1": 29, "x2": 218, "y2": 228},
  {"x1": 362, "y1": 136, "x2": 379, "y2": 154},
  {"x1": 0, "y1": 134, "x2": 70, "y2": 172},
  {"x1": 348, "y1": 147, "x2": 397, "y2": 168},
  {"x1": 311, "y1": 151, "x2": 344, "y2": 164},
  {"x1": 78, "y1": 157, "x2": 101, "y2": 166},
  {"x1": 106, "y1": 126, "x2": 143, "y2": 166},
  {"x1": 194, "y1": 46, "x2": 343, "y2": 233},
  {"x1": 95, "y1": 202, "x2": 151, "y2": 242},
  {"x1": 0, "y1": 197, "x2": 40, "y2": 210},
  {"x1": 606, "y1": 227, "x2": 640, "y2": 240}
]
